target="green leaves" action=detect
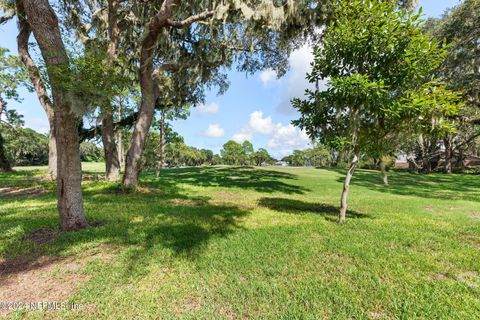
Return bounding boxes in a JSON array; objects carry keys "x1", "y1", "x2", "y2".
[{"x1": 292, "y1": 0, "x2": 463, "y2": 159}]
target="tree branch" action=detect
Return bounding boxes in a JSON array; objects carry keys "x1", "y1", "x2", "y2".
[
  {"x1": 0, "y1": 10, "x2": 15, "y2": 25},
  {"x1": 166, "y1": 10, "x2": 215, "y2": 29},
  {"x1": 16, "y1": 0, "x2": 54, "y2": 121},
  {"x1": 152, "y1": 61, "x2": 197, "y2": 78}
]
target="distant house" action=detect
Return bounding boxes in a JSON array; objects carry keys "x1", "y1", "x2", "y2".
[
  {"x1": 275, "y1": 161, "x2": 288, "y2": 167},
  {"x1": 394, "y1": 154, "x2": 409, "y2": 169}
]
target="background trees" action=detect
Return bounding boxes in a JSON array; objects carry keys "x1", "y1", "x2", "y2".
[
  {"x1": 424, "y1": 0, "x2": 480, "y2": 172},
  {"x1": 0, "y1": 47, "x2": 26, "y2": 171},
  {"x1": 292, "y1": 0, "x2": 463, "y2": 223},
  {"x1": 221, "y1": 140, "x2": 245, "y2": 166},
  {"x1": 282, "y1": 144, "x2": 332, "y2": 167}
]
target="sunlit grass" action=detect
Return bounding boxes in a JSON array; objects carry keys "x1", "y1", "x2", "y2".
[{"x1": 1, "y1": 164, "x2": 479, "y2": 319}]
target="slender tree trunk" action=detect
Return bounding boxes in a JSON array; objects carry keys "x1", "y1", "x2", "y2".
[
  {"x1": 21, "y1": 0, "x2": 88, "y2": 231},
  {"x1": 17, "y1": 12, "x2": 57, "y2": 180},
  {"x1": 156, "y1": 108, "x2": 166, "y2": 177},
  {"x1": 117, "y1": 96, "x2": 124, "y2": 170},
  {"x1": 339, "y1": 152, "x2": 359, "y2": 224},
  {"x1": 339, "y1": 108, "x2": 360, "y2": 224},
  {"x1": 101, "y1": 0, "x2": 120, "y2": 181},
  {"x1": 379, "y1": 159, "x2": 389, "y2": 186},
  {"x1": 102, "y1": 110, "x2": 120, "y2": 181},
  {"x1": 457, "y1": 148, "x2": 465, "y2": 169},
  {"x1": 443, "y1": 136, "x2": 453, "y2": 174}
]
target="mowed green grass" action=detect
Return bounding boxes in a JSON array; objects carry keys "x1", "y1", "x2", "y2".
[{"x1": 1, "y1": 164, "x2": 480, "y2": 319}]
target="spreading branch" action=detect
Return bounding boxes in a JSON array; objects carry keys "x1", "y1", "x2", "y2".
[
  {"x1": 16, "y1": 0, "x2": 54, "y2": 120},
  {"x1": 166, "y1": 10, "x2": 215, "y2": 29}
]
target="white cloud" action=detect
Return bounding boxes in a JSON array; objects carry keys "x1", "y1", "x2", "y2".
[
  {"x1": 249, "y1": 111, "x2": 274, "y2": 135},
  {"x1": 232, "y1": 111, "x2": 310, "y2": 156},
  {"x1": 276, "y1": 45, "x2": 328, "y2": 115},
  {"x1": 268, "y1": 123, "x2": 310, "y2": 151},
  {"x1": 197, "y1": 102, "x2": 220, "y2": 114},
  {"x1": 232, "y1": 127, "x2": 253, "y2": 143},
  {"x1": 203, "y1": 123, "x2": 225, "y2": 138},
  {"x1": 259, "y1": 69, "x2": 277, "y2": 86}
]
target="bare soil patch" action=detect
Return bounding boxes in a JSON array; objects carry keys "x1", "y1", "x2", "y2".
[
  {"x1": 0, "y1": 246, "x2": 114, "y2": 316},
  {"x1": 22, "y1": 227, "x2": 58, "y2": 244}
]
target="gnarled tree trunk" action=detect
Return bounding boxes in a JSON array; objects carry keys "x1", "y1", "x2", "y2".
[
  {"x1": 17, "y1": 13, "x2": 57, "y2": 180},
  {"x1": 20, "y1": 0, "x2": 88, "y2": 231},
  {"x1": 122, "y1": 7, "x2": 163, "y2": 188},
  {"x1": 122, "y1": 1, "x2": 214, "y2": 187}
]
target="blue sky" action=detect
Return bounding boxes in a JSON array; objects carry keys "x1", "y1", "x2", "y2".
[{"x1": 0, "y1": 0, "x2": 461, "y2": 158}]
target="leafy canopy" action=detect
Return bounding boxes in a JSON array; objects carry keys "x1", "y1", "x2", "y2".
[{"x1": 292, "y1": 0, "x2": 462, "y2": 157}]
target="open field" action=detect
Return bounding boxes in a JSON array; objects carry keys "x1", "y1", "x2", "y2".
[{"x1": 1, "y1": 164, "x2": 479, "y2": 319}]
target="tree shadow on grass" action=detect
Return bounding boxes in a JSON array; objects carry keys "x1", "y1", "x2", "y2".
[
  {"x1": 0, "y1": 178, "x2": 250, "y2": 281},
  {"x1": 258, "y1": 197, "x2": 370, "y2": 222},
  {"x1": 142, "y1": 166, "x2": 309, "y2": 195},
  {"x1": 330, "y1": 169, "x2": 480, "y2": 202}
]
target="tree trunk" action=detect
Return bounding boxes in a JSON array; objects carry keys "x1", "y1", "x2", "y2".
[
  {"x1": 102, "y1": 0, "x2": 121, "y2": 182},
  {"x1": 443, "y1": 136, "x2": 453, "y2": 174},
  {"x1": 102, "y1": 110, "x2": 120, "y2": 181},
  {"x1": 156, "y1": 108, "x2": 166, "y2": 177},
  {"x1": 21, "y1": 0, "x2": 88, "y2": 231},
  {"x1": 339, "y1": 153, "x2": 359, "y2": 224},
  {"x1": 121, "y1": 1, "x2": 214, "y2": 186},
  {"x1": 457, "y1": 148, "x2": 465, "y2": 169},
  {"x1": 122, "y1": 15, "x2": 162, "y2": 187},
  {"x1": 16, "y1": 11, "x2": 57, "y2": 180},
  {"x1": 117, "y1": 97, "x2": 124, "y2": 170},
  {"x1": 379, "y1": 159, "x2": 389, "y2": 186},
  {"x1": 339, "y1": 107, "x2": 360, "y2": 224},
  {"x1": 47, "y1": 117, "x2": 57, "y2": 180}
]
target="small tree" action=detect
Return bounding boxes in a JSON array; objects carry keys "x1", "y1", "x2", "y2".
[{"x1": 293, "y1": 0, "x2": 462, "y2": 223}]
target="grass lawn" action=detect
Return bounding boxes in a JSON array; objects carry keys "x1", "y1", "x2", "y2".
[{"x1": 1, "y1": 164, "x2": 479, "y2": 319}]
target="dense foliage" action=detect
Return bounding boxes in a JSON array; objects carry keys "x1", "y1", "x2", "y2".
[
  {"x1": 282, "y1": 144, "x2": 333, "y2": 167},
  {"x1": 1, "y1": 125, "x2": 48, "y2": 166}
]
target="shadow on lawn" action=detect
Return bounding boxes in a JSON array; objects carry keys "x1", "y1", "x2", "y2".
[
  {"x1": 258, "y1": 197, "x2": 370, "y2": 221},
  {"x1": 0, "y1": 177, "x2": 250, "y2": 280},
  {"x1": 332, "y1": 169, "x2": 480, "y2": 202},
  {"x1": 143, "y1": 166, "x2": 309, "y2": 195},
  {"x1": 1, "y1": 166, "x2": 303, "y2": 279}
]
